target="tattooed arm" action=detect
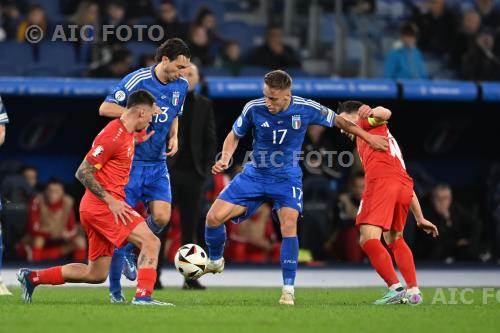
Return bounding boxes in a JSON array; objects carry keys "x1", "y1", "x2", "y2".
[
  {"x1": 75, "y1": 159, "x2": 132, "y2": 224},
  {"x1": 75, "y1": 160, "x2": 109, "y2": 200}
]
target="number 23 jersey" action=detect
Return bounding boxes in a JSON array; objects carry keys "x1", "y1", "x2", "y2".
[{"x1": 356, "y1": 118, "x2": 412, "y2": 182}]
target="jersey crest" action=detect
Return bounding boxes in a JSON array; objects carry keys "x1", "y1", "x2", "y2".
[
  {"x1": 291, "y1": 115, "x2": 301, "y2": 130},
  {"x1": 172, "y1": 91, "x2": 180, "y2": 106}
]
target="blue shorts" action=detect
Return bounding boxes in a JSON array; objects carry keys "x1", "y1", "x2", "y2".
[
  {"x1": 125, "y1": 164, "x2": 171, "y2": 207},
  {"x1": 218, "y1": 173, "x2": 303, "y2": 223}
]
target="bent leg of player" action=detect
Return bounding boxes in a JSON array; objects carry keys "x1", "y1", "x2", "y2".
[
  {"x1": 203, "y1": 199, "x2": 247, "y2": 276},
  {"x1": 202, "y1": 173, "x2": 264, "y2": 278},
  {"x1": 0, "y1": 220, "x2": 12, "y2": 295},
  {"x1": 385, "y1": 231, "x2": 422, "y2": 305},
  {"x1": 18, "y1": 256, "x2": 112, "y2": 303},
  {"x1": 359, "y1": 224, "x2": 406, "y2": 305},
  {"x1": 127, "y1": 222, "x2": 172, "y2": 306},
  {"x1": 277, "y1": 207, "x2": 299, "y2": 306}
]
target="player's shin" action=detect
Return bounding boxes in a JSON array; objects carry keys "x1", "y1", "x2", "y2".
[
  {"x1": 109, "y1": 247, "x2": 125, "y2": 294},
  {"x1": 280, "y1": 237, "x2": 298, "y2": 288},
  {"x1": 361, "y1": 239, "x2": 400, "y2": 288},
  {"x1": 135, "y1": 245, "x2": 159, "y2": 299},
  {"x1": 205, "y1": 224, "x2": 226, "y2": 260},
  {"x1": 388, "y1": 238, "x2": 418, "y2": 288}
]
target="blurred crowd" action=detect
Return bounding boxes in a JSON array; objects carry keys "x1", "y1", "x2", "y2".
[{"x1": 0, "y1": 0, "x2": 499, "y2": 80}]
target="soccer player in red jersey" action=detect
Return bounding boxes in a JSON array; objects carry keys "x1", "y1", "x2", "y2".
[
  {"x1": 338, "y1": 101, "x2": 439, "y2": 305},
  {"x1": 17, "y1": 90, "x2": 171, "y2": 305}
]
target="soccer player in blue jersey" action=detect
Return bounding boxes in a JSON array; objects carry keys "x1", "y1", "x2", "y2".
[
  {"x1": 200, "y1": 70, "x2": 389, "y2": 305},
  {"x1": 0, "y1": 95, "x2": 11, "y2": 295},
  {"x1": 99, "y1": 38, "x2": 190, "y2": 302}
]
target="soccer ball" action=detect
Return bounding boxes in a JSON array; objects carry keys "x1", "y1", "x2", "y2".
[{"x1": 174, "y1": 244, "x2": 208, "y2": 280}]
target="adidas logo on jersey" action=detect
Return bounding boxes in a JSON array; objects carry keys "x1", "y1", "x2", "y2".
[{"x1": 261, "y1": 122, "x2": 270, "y2": 127}]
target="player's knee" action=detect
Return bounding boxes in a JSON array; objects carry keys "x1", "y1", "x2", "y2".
[
  {"x1": 87, "y1": 271, "x2": 108, "y2": 284},
  {"x1": 152, "y1": 212, "x2": 170, "y2": 227},
  {"x1": 280, "y1": 219, "x2": 297, "y2": 237},
  {"x1": 383, "y1": 231, "x2": 402, "y2": 245},
  {"x1": 206, "y1": 210, "x2": 223, "y2": 228}
]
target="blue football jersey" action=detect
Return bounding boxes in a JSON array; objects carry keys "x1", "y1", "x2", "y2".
[
  {"x1": 105, "y1": 65, "x2": 188, "y2": 165},
  {"x1": 232, "y1": 96, "x2": 337, "y2": 179},
  {"x1": 0, "y1": 95, "x2": 9, "y2": 124}
]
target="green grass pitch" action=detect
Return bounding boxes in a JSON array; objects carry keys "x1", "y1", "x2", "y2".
[{"x1": 1, "y1": 287, "x2": 498, "y2": 333}]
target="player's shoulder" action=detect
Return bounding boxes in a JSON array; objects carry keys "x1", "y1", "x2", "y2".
[
  {"x1": 292, "y1": 96, "x2": 322, "y2": 112},
  {"x1": 121, "y1": 66, "x2": 153, "y2": 92},
  {"x1": 242, "y1": 97, "x2": 266, "y2": 117},
  {"x1": 174, "y1": 76, "x2": 189, "y2": 90},
  {"x1": 99, "y1": 119, "x2": 128, "y2": 141}
]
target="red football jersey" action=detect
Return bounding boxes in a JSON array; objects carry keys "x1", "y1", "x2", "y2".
[
  {"x1": 356, "y1": 117, "x2": 412, "y2": 182},
  {"x1": 83, "y1": 119, "x2": 135, "y2": 201}
]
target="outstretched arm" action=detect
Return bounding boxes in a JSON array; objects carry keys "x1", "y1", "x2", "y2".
[
  {"x1": 99, "y1": 102, "x2": 126, "y2": 118},
  {"x1": 212, "y1": 131, "x2": 239, "y2": 174},
  {"x1": 335, "y1": 115, "x2": 389, "y2": 151},
  {"x1": 410, "y1": 191, "x2": 439, "y2": 237}
]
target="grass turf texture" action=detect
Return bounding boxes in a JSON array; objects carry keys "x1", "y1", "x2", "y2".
[{"x1": 1, "y1": 287, "x2": 498, "y2": 333}]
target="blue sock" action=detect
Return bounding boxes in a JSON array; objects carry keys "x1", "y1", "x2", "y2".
[
  {"x1": 280, "y1": 237, "x2": 299, "y2": 286},
  {"x1": 109, "y1": 247, "x2": 125, "y2": 294},
  {"x1": 146, "y1": 215, "x2": 164, "y2": 234},
  {"x1": 123, "y1": 243, "x2": 135, "y2": 254},
  {"x1": 205, "y1": 224, "x2": 226, "y2": 260}
]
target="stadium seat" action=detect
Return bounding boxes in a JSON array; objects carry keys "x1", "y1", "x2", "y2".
[
  {"x1": 202, "y1": 66, "x2": 232, "y2": 77},
  {"x1": 36, "y1": 42, "x2": 77, "y2": 67},
  {"x1": 239, "y1": 66, "x2": 269, "y2": 76},
  {"x1": 126, "y1": 42, "x2": 158, "y2": 67},
  {"x1": 0, "y1": 42, "x2": 35, "y2": 66}
]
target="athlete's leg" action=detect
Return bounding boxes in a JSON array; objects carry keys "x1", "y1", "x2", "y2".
[
  {"x1": 205, "y1": 199, "x2": 246, "y2": 260},
  {"x1": 127, "y1": 222, "x2": 162, "y2": 300},
  {"x1": 277, "y1": 207, "x2": 299, "y2": 305},
  {"x1": 147, "y1": 200, "x2": 171, "y2": 233},
  {"x1": 385, "y1": 230, "x2": 421, "y2": 304}
]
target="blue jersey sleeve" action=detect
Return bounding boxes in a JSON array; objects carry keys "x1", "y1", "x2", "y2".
[
  {"x1": 232, "y1": 101, "x2": 255, "y2": 138},
  {"x1": 0, "y1": 95, "x2": 8, "y2": 124},
  {"x1": 177, "y1": 78, "x2": 189, "y2": 116},
  {"x1": 306, "y1": 99, "x2": 336, "y2": 127}
]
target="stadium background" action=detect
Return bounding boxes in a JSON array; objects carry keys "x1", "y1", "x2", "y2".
[{"x1": 0, "y1": 0, "x2": 499, "y2": 271}]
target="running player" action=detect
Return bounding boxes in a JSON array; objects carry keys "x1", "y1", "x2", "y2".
[
  {"x1": 0, "y1": 95, "x2": 11, "y2": 295},
  {"x1": 99, "y1": 38, "x2": 190, "y2": 302},
  {"x1": 337, "y1": 101, "x2": 439, "y2": 305},
  {"x1": 17, "y1": 90, "x2": 171, "y2": 305},
  {"x1": 199, "y1": 70, "x2": 389, "y2": 305}
]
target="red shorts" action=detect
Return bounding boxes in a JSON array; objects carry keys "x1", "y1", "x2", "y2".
[
  {"x1": 79, "y1": 194, "x2": 144, "y2": 261},
  {"x1": 355, "y1": 177, "x2": 413, "y2": 232}
]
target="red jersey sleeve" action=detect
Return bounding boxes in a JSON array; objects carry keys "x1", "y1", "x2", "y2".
[{"x1": 85, "y1": 132, "x2": 119, "y2": 170}]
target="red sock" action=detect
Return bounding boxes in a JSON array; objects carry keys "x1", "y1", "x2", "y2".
[
  {"x1": 29, "y1": 266, "x2": 65, "y2": 286},
  {"x1": 388, "y1": 238, "x2": 417, "y2": 288},
  {"x1": 135, "y1": 268, "x2": 157, "y2": 298},
  {"x1": 73, "y1": 248, "x2": 87, "y2": 262},
  {"x1": 362, "y1": 239, "x2": 400, "y2": 287}
]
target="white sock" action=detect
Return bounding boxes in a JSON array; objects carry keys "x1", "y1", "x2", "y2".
[
  {"x1": 283, "y1": 285, "x2": 294, "y2": 294},
  {"x1": 389, "y1": 283, "x2": 403, "y2": 291},
  {"x1": 407, "y1": 286, "x2": 420, "y2": 294}
]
